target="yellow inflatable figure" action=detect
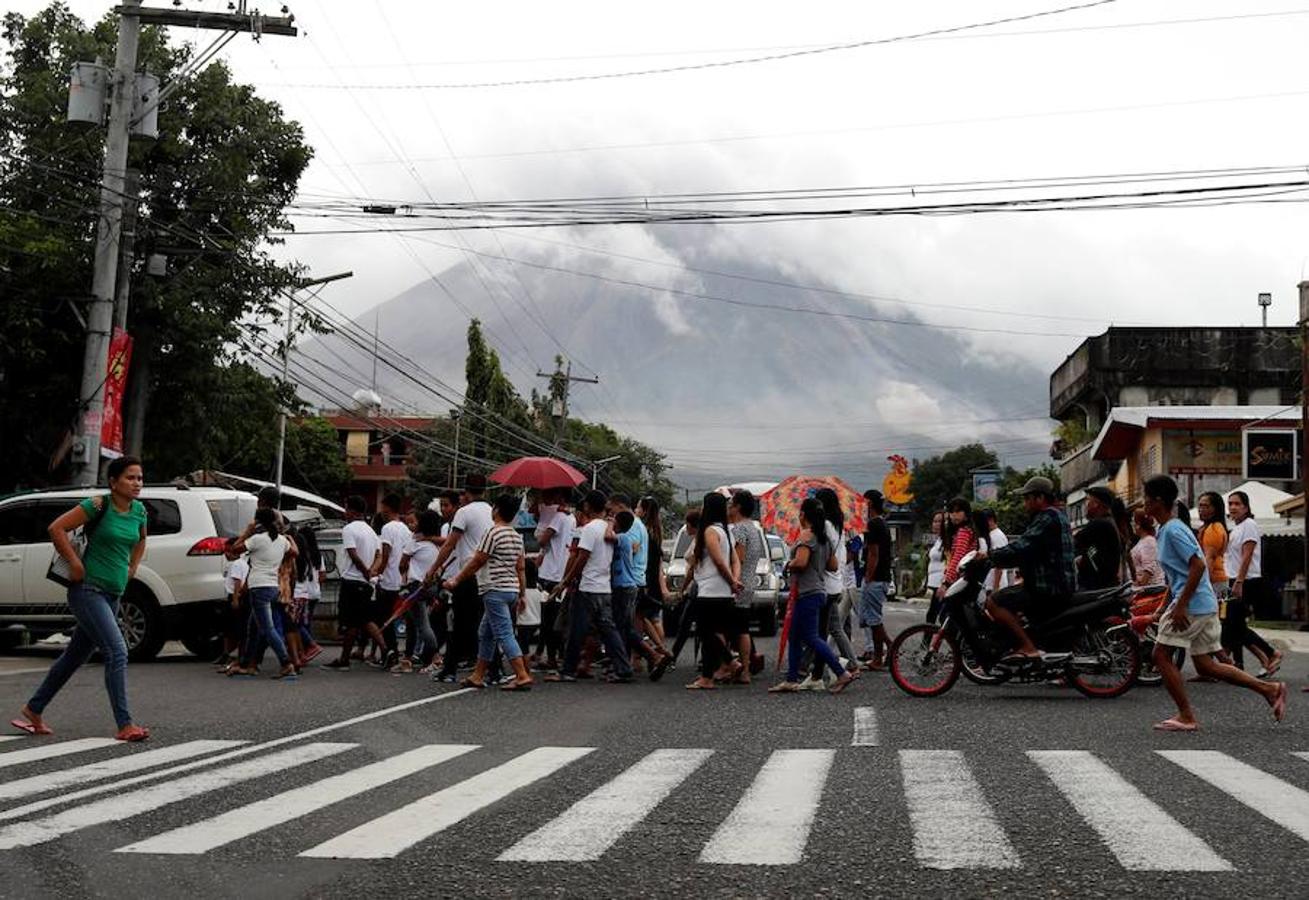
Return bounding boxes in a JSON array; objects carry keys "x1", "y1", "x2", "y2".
[{"x1": 883, "y1": 454, "x2": 914, "y2": 506}]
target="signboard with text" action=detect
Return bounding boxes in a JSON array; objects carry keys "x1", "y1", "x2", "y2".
[
  {"x1": 1164, "y1": 430, "x2": 1242, "y2": 475},
  {"x1": 1243, "y1": 429, "x2": 1300, "y2": 481}
]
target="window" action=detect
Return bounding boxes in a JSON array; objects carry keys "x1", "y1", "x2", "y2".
[
  {"x1": 0, "y1": 505, "x2": 37, "y2": 545},
  {"x1": 142, "y1": 499, "x2": 182, "y2": 536}
]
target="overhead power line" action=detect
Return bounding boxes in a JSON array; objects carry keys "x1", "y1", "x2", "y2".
[{"x1": 270, "y1": 1, "x2": 1120, "y2": 90}]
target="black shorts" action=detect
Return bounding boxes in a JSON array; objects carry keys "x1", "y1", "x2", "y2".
[
  {"x1": 374, "y1": 587, "x2": 400, "y2": 626},
  {"x1": 992, "y1": 584, "x2": 1058, "y2": 623},
  {"x1": 731, "y1": 605, "x2": 751, "y2": 633},
  {"x1": 339, "y1": 580, "x2": 374, "y2": 629},
  {"x1": 635, "y1": 587, "x2": 663, "y2": 620}
]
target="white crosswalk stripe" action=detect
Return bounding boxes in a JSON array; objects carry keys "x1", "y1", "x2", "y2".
[
  {"x1": 700, "y1": 749, "x2": 834, "y2": 865},
  {"x1": 0, "y1": 742, "x2": 355, "y2": 850},
  {"x1": 900, "y1": 749, "x2": 1020, "y2": 870},
  {"x1": 0, "y1": 740, "x2": 246, "y2": 802},
  {"x1": 1159, "y1": 750, "x2": 1309, "y2": 842},
  {"x1": 0, "y1": 738, "x2": 1306, "y2": 871},
  {"x1": 0, "y1": 737, "x2": 119, "y2": 769},
  {"x1": 116, "y1": 744, "x2": 479, "y2": 855},
  {"x1": 300, "y1": 746, "x2": 595, "y2": 860},
  {"x1": 1030, "y1": 750, "x2": 1231, "y2": 871},
  {"x1": 500, "y1": 748, "x2": 714, "y2": 862}
]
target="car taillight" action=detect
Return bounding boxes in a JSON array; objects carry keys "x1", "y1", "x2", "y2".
[{"x1": 188, "y1": 536, "x2": 228, "y2": 556}]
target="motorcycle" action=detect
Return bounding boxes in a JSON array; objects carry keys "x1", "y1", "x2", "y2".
[{"x1": 889, "y1": 552, "x2": 1141, "y2": 699}]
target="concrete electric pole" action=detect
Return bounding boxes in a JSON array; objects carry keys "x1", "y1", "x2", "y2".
[
  {"x1": 535, "y1": 359, "x2": 600, "y2": 451},
  {"x1": 1299, "y1": 281, "x2": 1309, "y2": 596},
  {"x1": 71, "y1": 2, "x2": 297, "y2": 485}
]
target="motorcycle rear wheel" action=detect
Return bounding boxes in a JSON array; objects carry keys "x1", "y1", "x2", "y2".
[
  {"x1": 1068, "y1": 627, "x2": 1141, "y2": 699},
  {"x1": 890, "y1": 623, "x2": 962, "y2": 697}
]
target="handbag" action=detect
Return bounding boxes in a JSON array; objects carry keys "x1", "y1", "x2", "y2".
[{"x1": 47, "y1": 494, "x2": 111, "y2": 587}]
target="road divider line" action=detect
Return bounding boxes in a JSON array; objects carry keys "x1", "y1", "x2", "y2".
[
  {"x1": 0, "y1": 740, "x2": 246, "y2": 802},
  {"x1": 301, "y1": 746, "x2": 595, "y2": 859},
  {"x1": 0, "y1": 742, "x2": 355, "y2": 850},
  {"x1": 1160, "y1": 750, "x2": 1309, "y2": 842},
  {"x1": 1030, "y1": 750, "x2": 1230, "y2": 871},
  {"x1": 852, "y1": 707, "x2": 878, "y2": 746},
  {"x1": 0, "y1": 688, "x2": 474, "y2": 824},
  {"x1": 500, "y1": 748, "x2": 714, "y2": 862},
  {"x1": 0, "y1": 737, "x2": 119, "y2": 769},
  {"x1": 115, "y1": 743, "x2": 479, "y2": 855},
  {"x1": 900, "y1": 749, "x2": 1020, "y2": 870},
  {"x1": 699, "y1": 749, "x2": 834, "y2": 865},
  {"x1": 0, "y1": 737, "x2": 24, "y2": 744}
]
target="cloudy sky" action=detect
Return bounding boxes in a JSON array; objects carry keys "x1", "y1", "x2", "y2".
[{"x1": 20, "y1": 0, "x2": 1309, "y2": 487}]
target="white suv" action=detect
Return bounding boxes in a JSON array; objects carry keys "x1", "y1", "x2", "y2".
[
  {"x1": 0, "y1": 485, "x2": 256, "y2": 660},
  {"x1": 664, "y1": 522, "x2": 784, "y2": 635}
]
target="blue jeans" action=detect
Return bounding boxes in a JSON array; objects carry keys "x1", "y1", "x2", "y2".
[
  {"x1": 478, "y1": 590, "x2": 523, "y2": 661},
  {"x1": 788, "y1": 591, "x2": 845, "y2": 682},
  {"x1": 562, "y1": 591, "x2": 634, "y2": 678},
  {"x1": 28, "y1": 583, "x2": 132, "y2": 728},
  {"x1": 247, "y1": 586, "x2": 290, "y2": 666}
]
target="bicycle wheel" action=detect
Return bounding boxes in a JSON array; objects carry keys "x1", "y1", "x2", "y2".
[{"x1": 890, "y1": 623, "x2": 962, "y2": 697}]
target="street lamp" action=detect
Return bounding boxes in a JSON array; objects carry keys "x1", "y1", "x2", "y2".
[
  {"x1": 591, "y1": 454, "x2": 622, "y2": 489},
  {"x1": 1258, "y1": 292, "x2": 1272, "y2": 328}
]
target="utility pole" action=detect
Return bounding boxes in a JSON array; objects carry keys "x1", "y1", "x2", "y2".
[
  {"x1": 274, "y1": 271, "x2": 352, "y2": 494},
  {"x1": 536, "y1": 358, "x2": 599, "y2": 451},
  {"x1": 71, "y1": 2, "x2": 297, "y2": 485},
  {"x1": 591, "y1": 454, "x2": 621, "y2": 490},
  {"x1": 1298, "y1": 281, "x2": 1309, "y2": 602},
  {"x1": 450, "y1": 408, "x2": 463, "y2": 488},
  {"x1": 1259, "y1": 292, "x2": 1272, "y2": 328}
]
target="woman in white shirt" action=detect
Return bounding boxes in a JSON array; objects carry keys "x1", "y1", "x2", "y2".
[
  {"x1": 1224, "y1": 491, "x2": 1281, "y2": 675},
  {"x1": 685, "y1": 493, "x2": 741, "y2": 691},
  {"x1": 924, "y1": 513, "x2": 947, "y2": 624},
  {"x1": 230, "y1": 508, "x2": 298, "y2": 679}
]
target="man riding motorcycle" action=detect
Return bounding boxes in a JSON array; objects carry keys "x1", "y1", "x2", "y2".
[{"x1": 976, "y1": 476, "x2": 1077, "y2": 663}]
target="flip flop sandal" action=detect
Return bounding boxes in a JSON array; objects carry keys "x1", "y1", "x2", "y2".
[
  {"x1": 10, "y1": 718, "x2": 52, "y2": 736},
  {"x1": 767, "y1": 682, "x2": 801, "y2": 693},
  {"x1": 828, "y1": 675, "x2": 856, "y2": 695},
  {"x1": 500, "y1": 681, "x2": 533, "y2": 692},
  {"x1": 1271, "y1": 683, "x2": 1288, "y2": 722},
  {"x1": 116, "y1": 725, "x2": 150, "y2": 742},
  {"x1": 1152, "y1": 718, "x2": 1199, "y2": 732},
  {"x1": 685, "y1": 681, "x2": 717, "y2": 691},
  {"x1": 459, "y1": 678, "x2": 486, "y2": 689},
  {"x1": 543, "y1": 673, "x2": 576, "y2": 683}
]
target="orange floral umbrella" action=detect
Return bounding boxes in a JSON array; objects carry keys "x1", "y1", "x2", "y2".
[{"x1": 759, "y1": 475, "x2": 868, "y2": 545}]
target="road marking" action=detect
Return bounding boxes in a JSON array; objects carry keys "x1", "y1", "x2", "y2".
[
  {"x1": 116, "y1": 743, "x2": 478, "y2": 855},
  {"x1": 1029, "y1": 750, "x2": 1230, "y2": 871},
  {"x1": 500, "y1": 748, "x2": 714, "y2": 862},
  {"x1": 0, "y1": 737, "x2": 119, "y2": 769},
  {"x1": 0, "y1": 742, "x2": 355, "y2": 850},
  {"x1": 0, "y1": 740, "x2": 246, "y2": 802},
  {"x1": 1160, "y1": 750, "x2": 1309, "y2": 842},
  {"x1": 852, "y1": 707, "x2": 878, "y2": 746},
  {"x1": 0, "y1": 737, "x2": 24, "y2": 744},
  {"x1": 301, "y1": 746, "x2": 595, "y2": 859},
  {"x1": 0, "y1": 688, "x2": 473, "y2": 824},
  {"x1": 699, "y1": 749, "x2": 834, "y2": 865},
  {"x1": 900, "y1": 749, "x2": 1020, "y2": 870}
]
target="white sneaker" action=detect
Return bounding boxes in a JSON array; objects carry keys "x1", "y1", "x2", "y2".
[{"x1": 797, "y1": 675, "x2": 826, "y2": 692}]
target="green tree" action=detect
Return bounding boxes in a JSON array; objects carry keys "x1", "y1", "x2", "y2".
[
  {"x1": 0, "y1": 4, "x2": 311, "y2": 490},
  {"x1": 910, "y1": 443, "x2": 999, "y2": 523},
  {"x1": 283, "y1": 417, "x2": 351, "y2": 499}
]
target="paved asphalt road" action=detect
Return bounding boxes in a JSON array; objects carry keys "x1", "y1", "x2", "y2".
[{"x1": 0, "y1": 603, "x2": 1304, "y2": 899}]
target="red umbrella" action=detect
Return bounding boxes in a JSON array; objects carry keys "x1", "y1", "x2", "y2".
[{"x1": 489, "y1": 456, "x2": 586, "y2": 490}]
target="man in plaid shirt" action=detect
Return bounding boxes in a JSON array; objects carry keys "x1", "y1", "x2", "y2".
[{"x1": 978, "y1": 477, "x2": 1076, "y2": 663}]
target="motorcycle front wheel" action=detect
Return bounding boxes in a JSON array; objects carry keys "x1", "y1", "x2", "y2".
[
  {"x1": 890, "y1": 623, "x2": 962, "y2": 697},
  {"x1": 1067, "y1": 627, "x2": 1141, "y2": 699}
]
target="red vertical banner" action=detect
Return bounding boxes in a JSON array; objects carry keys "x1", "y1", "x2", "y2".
[{"x1": 100, "y1": 327, "x2": 133, "y2": 459}]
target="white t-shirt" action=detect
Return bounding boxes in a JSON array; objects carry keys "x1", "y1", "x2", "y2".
[
  {"x1": 537, "y1": 508, "x2": 575, "y2": 583},
  {"x1": 988, "y1": 528, "x2": 1011, "y2": 591},
  {"x1": 693, "y1": 524, "x2": 735, "y2": 599},
  {"x1": 451, "y1": 501, "x2": 494, "y2": 576},
  {"x1": 341, "y1": 519, "x2": 381, "y2": 583},
  {"x1": 926, "y1": 539, "x2": 946, "y2": 589},
  {"x1": 245, "y1": 532, "x2": 288, "y2": 590},
  {"x1": 577, "y1": 518, "x2": 615, "y2": 593},
  {"x1": 378, "y1": 519, "x2": 412, "y2": 591},
  {"x1": 824, "y1": 523, "x2": 844, "y2": 596},
  {"x1": 1226, "y1": 517, "x2": 1262, "y2": 580},
  {"x1": 224, "y1": 557, "x2": 249, "y2": 596},
  {"x1": 404, "y1": 538, "x2": 437, "y2": 585}
]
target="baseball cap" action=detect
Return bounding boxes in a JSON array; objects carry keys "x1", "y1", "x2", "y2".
[{"x1": 1017, "y1": 476, "x2": 1055, "y2": 497}]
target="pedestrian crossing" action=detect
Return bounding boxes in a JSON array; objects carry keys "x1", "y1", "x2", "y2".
[{"x1": 0, "y1": 736, "x2": 1306, "y2": 871}]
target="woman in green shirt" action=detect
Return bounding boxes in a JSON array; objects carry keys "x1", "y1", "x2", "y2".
[{"x1": 13, "y1": 456, "x2": 150, "y2": 742}]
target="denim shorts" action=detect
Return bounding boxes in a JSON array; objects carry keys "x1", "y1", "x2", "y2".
[{"x1": 859, "y1": 581, "x2": 888, "y2": 627}]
